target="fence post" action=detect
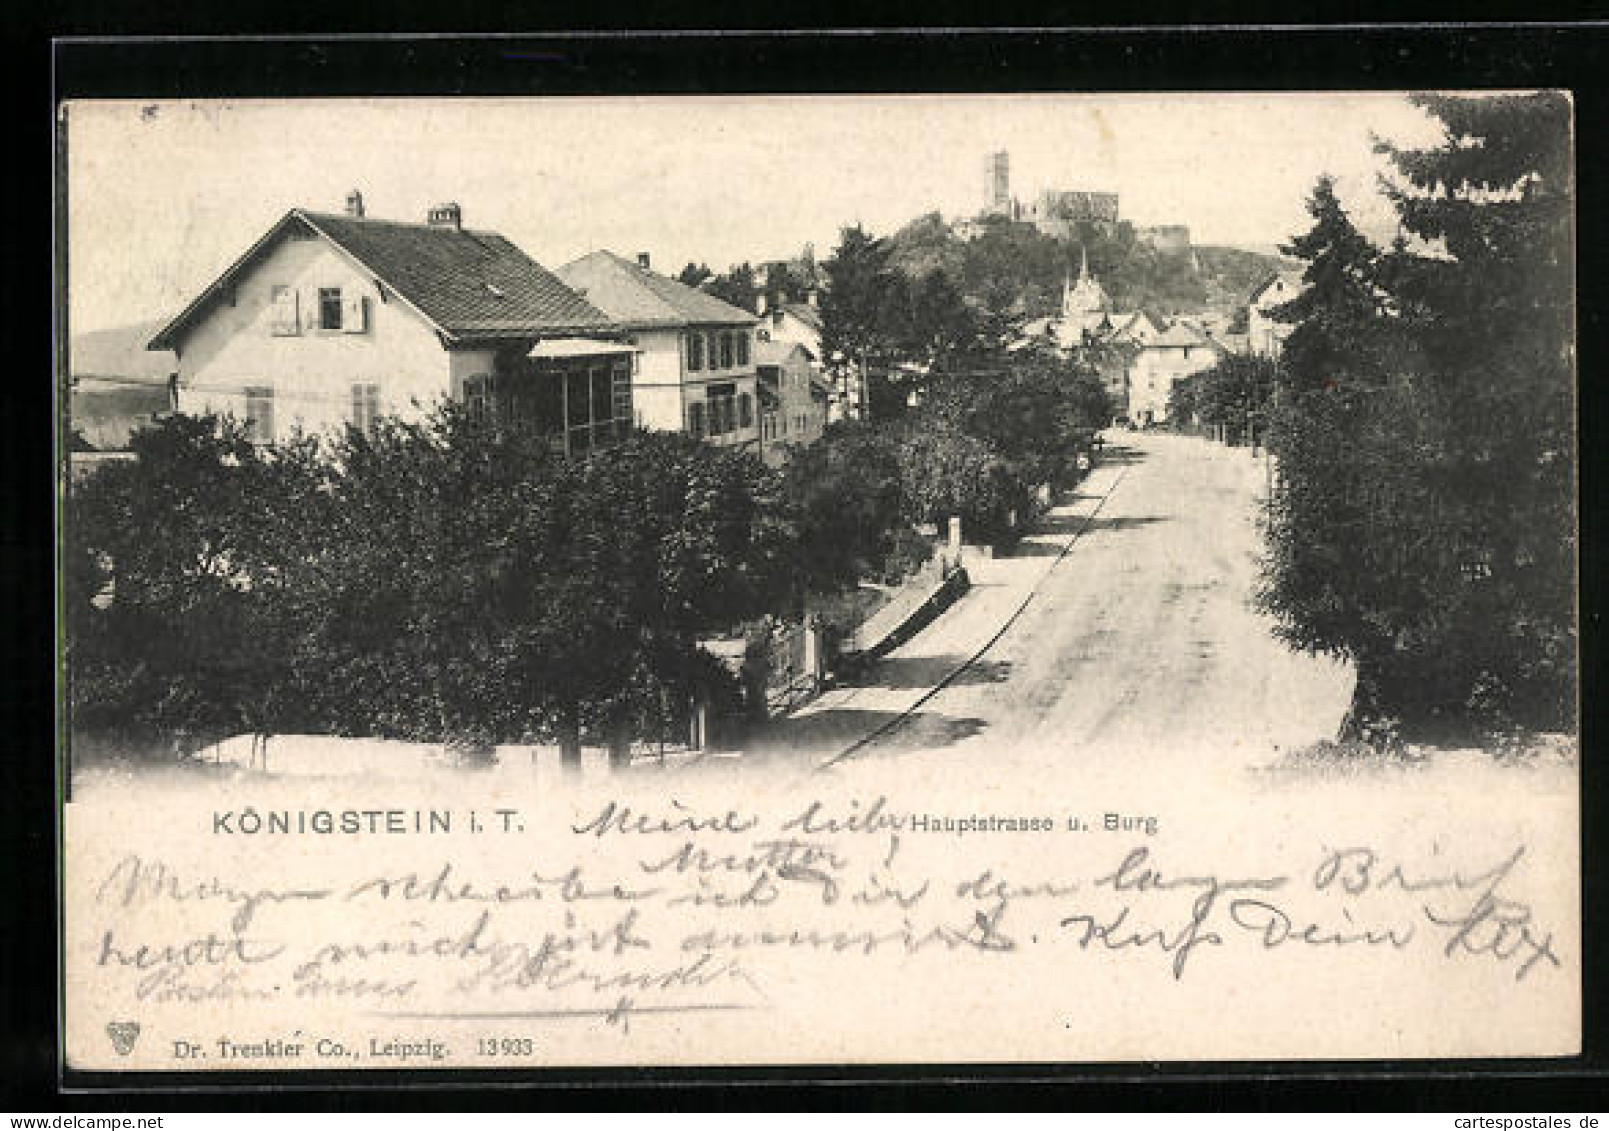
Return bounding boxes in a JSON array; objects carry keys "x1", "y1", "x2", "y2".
[
  {"x1": 689, "y1": 698, "x2": 708, "y2": 750},
  {"x1": 804, "y1": 617, "x2": 822, "y2": 687}
]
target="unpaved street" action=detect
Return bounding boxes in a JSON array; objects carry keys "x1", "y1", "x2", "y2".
[{"x1": 829, "y1": 431, "x2": 1354, "y2": 771}]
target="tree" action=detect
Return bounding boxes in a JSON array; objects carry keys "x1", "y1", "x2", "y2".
[
  {"x1": 925, "y1": 342, "x2": 1110, "y2": 490},
  {"x1": 820, "y1": 225, "x2": 900, "y2": 417},
  {"x1": 1259, "y1": 176, "x2": 1417, "y2": 742},
  {"x1": 1373, "y1": 92, "x2": 1576, "y2": 736},
  {"x1": 66, "y1": 415, "x2": 334, "y2": 757},
  {"x1": 332, "y1": 417, "x2": 792, "y2": 767},
  {"x1": 1260, "y1": 94, "x2": 1576, "y2": 746},
  {"x1": 895, "y1": 268, "x2": 977, "y2": 368},
  {"x1": 68, "y1": 407, "x2": 797, "y2": 770},
  {"x1": 1175, "y1": 353, "x2": 1279, "y2": 443},
  {"x1": 705, "y1": 262, "x2": 760, "y2": 312},
  {"x1": 777, "y1": 419, "x2": 906, "y2": 593},
  {"x1": 895, "y1": 422, "x2": 1028, "y2": 548},
  {"x1": 759, "y1": 260, "x2": 807, "y2": 309},
  {"x1": 676, "y1": 262, "x2": 713, "y2": 289}
]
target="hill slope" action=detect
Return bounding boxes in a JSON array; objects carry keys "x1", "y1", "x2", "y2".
[{"x1": 885, "y1": 212, "x2": 1295, "y2": 320}]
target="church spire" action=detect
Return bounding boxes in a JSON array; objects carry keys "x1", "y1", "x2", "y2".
[{"x1": 1059, "y1": 244, "x2": 1111, "y2": 320}]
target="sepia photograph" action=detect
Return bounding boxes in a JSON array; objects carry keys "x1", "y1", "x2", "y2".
[{"x1": 57, "y1": 87, "x2": 1579, "y2": 1074}]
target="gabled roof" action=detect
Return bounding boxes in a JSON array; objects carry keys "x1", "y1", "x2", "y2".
[
  {"x1": 755, "y1": 338, "x2": 810, "y2": 367},
  {"x1": 73, "y1": 320, "x2": 175, "y2": 381},
  {"x1": 1250, "y1": 270, "x2": 1306, "y2": 307},
  {"x1": 556, "y1": 250, "x2": 758, "y2": 330},
  {"x1": 149, "y1": 209, "x2": 617, "y2": 351},
  {"x1": 776, "y1": 302, "x2": 823, "y2": 334},
  {"x1": 1147, "y1": 322, "x2": 1221, "y2": 350},
  {"x1": 1098, "y1": 311, "x2": 1154, "y2": 342}
]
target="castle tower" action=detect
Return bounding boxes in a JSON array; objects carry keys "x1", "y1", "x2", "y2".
[{"x1": 983, "y1": 150, "x2": 1011, "y2": 216}]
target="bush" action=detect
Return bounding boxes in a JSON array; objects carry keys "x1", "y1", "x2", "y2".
[
  {"x1": 895, "y1": 423, "x2": 1029, "y2": 547},
  {"x1": 67, "y1": 409, "x2": 789, "y2": 765}
]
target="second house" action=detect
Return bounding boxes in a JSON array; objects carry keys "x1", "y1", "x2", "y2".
[{"x1": 557, "y1": 251, "x2": 760, "y2": 452}]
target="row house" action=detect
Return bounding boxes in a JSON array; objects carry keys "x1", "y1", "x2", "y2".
[
  {"x1": 753, "y1": 339, "x2": 830, "y2": 466},
  {"x1": 556, "y1": 251, "x2": 761, "y2": 451},
  {"x1": 754, "y1": 295, "x2": 855, "y2": 423},
  {"x1": 148, "y1": 193, "x2": 636, "y2": 456}
]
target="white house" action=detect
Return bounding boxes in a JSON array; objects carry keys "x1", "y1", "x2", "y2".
[
  {"x1": 1248, "y1": 271, "x2": 1306, "y2": 359},
  {"x1": 756, "y1": 298, "x2": 824, "y2": 362},
  {"x1": 1127, "y1": 322, "x2": 1226, "y2": 425},
  {"x1": 557, "y1": 251, "x2": 761, "y2": 452},
  {"x1": 148, "y1": 194, "x2": 636, "y2": 455}
]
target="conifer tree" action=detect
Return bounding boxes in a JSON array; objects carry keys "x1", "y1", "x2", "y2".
[{"x1": 1261, "y1": 95, "x2": 1576, "y2": 746}]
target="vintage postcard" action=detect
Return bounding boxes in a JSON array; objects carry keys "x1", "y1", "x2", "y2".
[{"x1": 58, "y1": 91, "x2": 1579, "y2": 1073}]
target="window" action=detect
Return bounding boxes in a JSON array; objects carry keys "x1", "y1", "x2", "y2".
[
  {"x1": 720, "y1": 332, "x2": 735, "y2": 370},
  {"x1": 463, "y1": 376, "x2": 485, "y2": 424},
  {"x1": 351, "y1": 383, "x2": 380, "y2": 435},
  {"x1": 319, "y1": 287, "x2": 343, "y2": 330},
  {"x1": 735, "y1": 331, "x2": 749, "y2": 367},
  {"x1": 708, "y1": 332, "x2": 722, "y2": 370},
  {"x1": 244, "y1": 386, "x2": 275, "y2": 445},
  {"x1": 611, "y1": 361, "x2": 633, "y2": 433},
  {"x1": 463, "y1": 362, "x2": 631, "y2": 456},
  {"x1": 687, "y1": 401, "x2": 706, "y2": 439},
  {"x1": 704, "y1": 382, "x2": 737, "y2": 437},
  {"x1": 565, "y1": 368, "x2": 591, "y2": 425},
  {"x1": 270, "y1": 286, "x2": 300, "y2": 336},
  {"x1": 686, "y1": 332, "x2": 704, "y2": 372},
  {"x1": 738, "y1": 391, "x2": 753, "y2": 429}
]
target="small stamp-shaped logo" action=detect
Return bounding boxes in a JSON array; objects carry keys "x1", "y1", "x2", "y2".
[{"x1": 105, "y1": 1021, "x2": 141, "y2": 1057}]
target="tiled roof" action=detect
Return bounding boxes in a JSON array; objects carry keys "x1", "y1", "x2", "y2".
[
  {"x1": 300, "y1": 212, "x2": 617, "y2": 339},
  {"x1": 1250, "y1": 270, "x2": 1305, "y2": 307},
  {"x1": 1148, "y1": 322, "x2": 1220, "y2": 349},
  {"x1": 755, "y1": 338, "x2": 809, "y2": 366},
  {"x1": 777, "y1": 302, "x2": 823, "y2": 334},
  {"x1": 150, "y1": 209, "x2": 617, "y2": 350},
  {"x1": 556, "y1": 251, "x2": 758, "y2": 329}
]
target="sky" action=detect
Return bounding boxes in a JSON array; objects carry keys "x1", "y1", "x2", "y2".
[{"x1": 65, "y1": 93, "x2": 1448, "y2": 333}]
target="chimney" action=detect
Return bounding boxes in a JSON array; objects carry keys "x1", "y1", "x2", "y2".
[
  {"x1": 427, "y1": 202, "x2": 463, "y2": 230},
  {"x1": 806, "y1": 287, "x2": 819, "y2": 309},
  {"x1": 636, "y1": 251, "x2": 651, "y2": 270},
  {"x1": 345, "y1": 189, "x2": 365, "y2": 218},
  {"x1": 756, "y1": 293, "x2": 768, "y2": 315}
]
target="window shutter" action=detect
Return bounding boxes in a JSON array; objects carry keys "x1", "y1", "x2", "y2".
[
  {"x1": 271, "y1": 287, "x2": 300, "y2": 336},
  {"x1": 342, "y1": 293, "x2": 368, "y2": 333}
]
